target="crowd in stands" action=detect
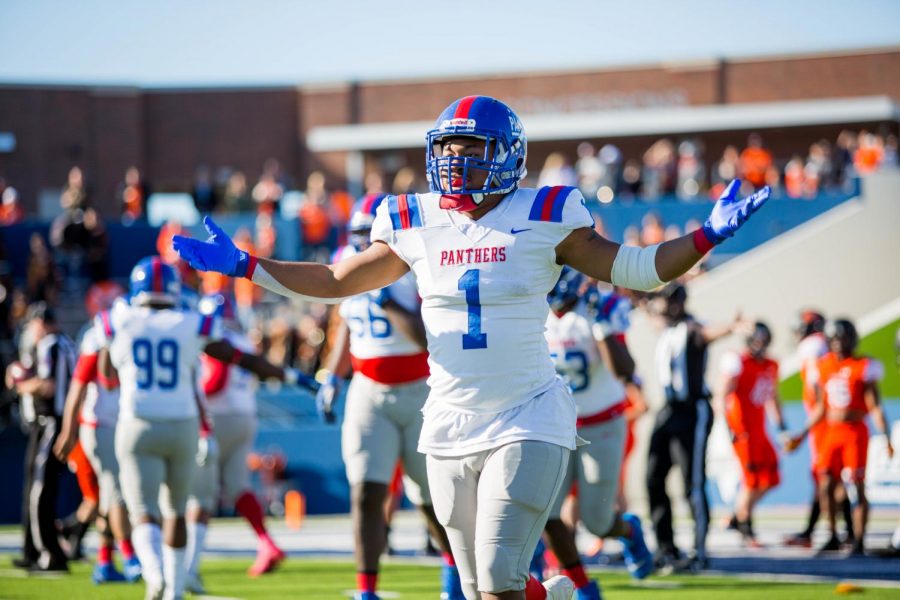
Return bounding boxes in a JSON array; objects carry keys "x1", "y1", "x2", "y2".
[{"x1": 537, "y1": 129, "x2": 897, "y2": 205}]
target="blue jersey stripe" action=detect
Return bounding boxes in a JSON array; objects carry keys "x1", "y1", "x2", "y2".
[
  {"x1": 406, "y1": 194, "x2": 422, "y2": 228},
  {"x1": 528, "y1": 187, "x2": 553, "y2": 221},
  {"x1": 388, "y1": 196, "x2": 403, "y2": 231}
]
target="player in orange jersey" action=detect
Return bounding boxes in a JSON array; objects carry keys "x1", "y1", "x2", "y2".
[
  {"x1": 783, "y1": 311, "x2": 854, "y2": 548},
  {"x1": 714, "y1": 322, "x2": 786, "y2": 546},
  {"x1": 786, "y1": 319, "x2": 893, "y2": 556}
]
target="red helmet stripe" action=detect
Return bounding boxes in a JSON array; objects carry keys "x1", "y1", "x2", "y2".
[
  {"x1": 151, "y1": 256, "x2": 163, "y2": 292},
  {"x1": 453, "y1": 95, "x2": 478, "y2": 119}
]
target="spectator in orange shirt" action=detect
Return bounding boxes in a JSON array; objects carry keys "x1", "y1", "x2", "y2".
[
  {"x1": 853, "y1": 131, "x2": 884, "y2": 176},
  {"x1": 118, "y1": 166, "x2": 149, "y2": 224},
  {"x1": 0, "y1": 186, "x2": 24, "y2": 225},
  {"x1": 640, "y1": 212, "x2": 665, "y2": 246},
  {"x1": 740, "y1": 134, "x2": 773, "y2": 189},
  {"x1": 298, "y1": 172, "x2": 333, "y2": 262}
]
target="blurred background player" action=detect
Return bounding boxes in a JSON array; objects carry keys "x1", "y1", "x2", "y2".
[
  {"x1": 541, "y1": 267, "x2": 653, "y2": 600},
  {"x1": 713, "y1": 321, "x2": 786, "y2": 547},
  {"x1": 95, "y1": 257, "x2": 267, "y2": 599},
  {"x1": 647, "y1": 283, "x2": 747, "y2": 571},
  {"x1": 783, "y1": 310, "x2": 854, "y2": 548},
  {"x1": 54, "y1": 309, "x2": 142, "y2": 584},
  {"x1": 6, "y1": 303, "x2": 76, "y2": 573},
  {"x1": 316, "y1": 194, "x2": 462, "y2": 600},
  {"x1": 186, "y1": 292, "x2": 320, "y2": 592},
  {"x1": 786, "y1": 318, "x2": 893, "y2": 556}
]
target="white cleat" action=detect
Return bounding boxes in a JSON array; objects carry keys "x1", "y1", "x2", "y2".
[{"x1": 543, "y1": 575, "x2": 575, "y2": 600}]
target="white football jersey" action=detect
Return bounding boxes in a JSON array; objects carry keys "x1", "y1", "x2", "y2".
[
  {"x1": 204, "y1": 328, "x2": 258, "y2": 417},
  {"x1": 78, "y1": 326, "x2": 120, "y2": 428},
  {"x1": 96, "y1": 302, "x2": 223, "y2": 421},
  {"x1": 546, "y1": 302, "x2": 626, "y2": 418},
  {"x1": 372, "y1": 187, "x2": 593, "y2": 414},
  {"x1": 338, "y1": 272, "x2": 422, "y2": 359}
]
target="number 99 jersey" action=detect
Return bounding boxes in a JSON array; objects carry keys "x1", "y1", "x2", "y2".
[
  {"x1": 95, "y1": 301, "x2": 223, "y2": 420},
  {"x1": 371, "y1": 186, "x2": 594, "y2": 414}
]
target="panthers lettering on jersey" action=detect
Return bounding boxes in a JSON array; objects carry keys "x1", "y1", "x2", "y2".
[
  {"x1": 201, "y1": 328, "x2": 257, "y2": 417},
  {"x1": 95, "y1": 302, "x2": 223, "y2": 420},
  {"x1": 338, "y1": 272, "x2": 428, "y2": 385},
  {"x1": 545, "y1": 301, "x2": 626, "y2": 419},
  {"x1": 371, "y1": 186, "x2": 593, "y2": 414},
  {"x1": 76, "y1": 326, "x2": 120, "y2": 428}
]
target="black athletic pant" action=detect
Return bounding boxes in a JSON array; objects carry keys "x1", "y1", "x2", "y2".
[
  {"x1": 20, "y1": 416, "x2": 67, "y2": 568},
  {"x1": 646, "y1": 400, "x2": 713, "y2": 560}
]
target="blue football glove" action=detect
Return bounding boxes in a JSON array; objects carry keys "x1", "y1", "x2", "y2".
[
  {"x1": 315, "y1": 373, "x2": 342, "y2": 424},
  {"x1": 701, "y1": 180, "x2": 770, "y2": 245},
  {"x1": 283, "y1": 367, "x2": 321, "y2": 393},
  {"x1": 172, "y1": 216, "x2": 254, "y2": 277}
]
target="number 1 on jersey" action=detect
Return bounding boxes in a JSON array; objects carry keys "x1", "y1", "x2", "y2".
[{"x1": 458, "y1": 269, "x2": 487, "y2": 349}]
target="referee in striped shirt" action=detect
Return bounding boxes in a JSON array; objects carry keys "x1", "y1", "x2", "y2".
[{"x1": 8, "y1": 303, "x2": 76, "y2": 572}]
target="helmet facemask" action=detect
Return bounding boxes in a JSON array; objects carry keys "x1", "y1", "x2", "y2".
[{"x1": 425, "y1": 96, "x2": 527, "y2": 213}]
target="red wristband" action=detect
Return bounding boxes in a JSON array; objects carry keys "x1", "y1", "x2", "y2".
[
  {"x1": 244, "y1": 255, "x2": 258, "y2": 279},
  {"x1": 692, "y1": 228, "x2": 716, "y2": 255}
]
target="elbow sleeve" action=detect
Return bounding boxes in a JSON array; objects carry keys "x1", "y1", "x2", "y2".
[{"x1": 610, "y1": 244, "x2": 665, "y2": 292}]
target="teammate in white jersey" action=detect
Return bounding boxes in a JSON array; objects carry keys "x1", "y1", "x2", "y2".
[
  {"x1": 318, "y1": 194, "x2": 462, "y2": 600},
  {"x1": 185, "y1": 293, "x2": 319, "y2": 592},
  {"x1": 54, "y1": 315, "x2": 142, "y2": 584},
  {"x1": 173, "y1": 95, "x2": 770, "y2": 600},
  {"x1": 541, "y1": 267, "x2": 652, "y2": 600},
  {"x1": 95, "y1": 257, "x2": 276, "y2": 600}
]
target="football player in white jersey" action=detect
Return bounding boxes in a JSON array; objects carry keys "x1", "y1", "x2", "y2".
[
  {"x1": 54, "y1": 310, "x2": 142, "y2": 584},
  {"x1": 541, "y1": 267, "x2": 652, "y2": 600},
  {"x1": 173, "y1": 96, "x2": 770, "y2": 600},
  {"x1": 95, "y1": 257, "x2": 278, "y2": 600},
  {"x1": 317, "y1": 194, "x2": 462, "y2": 600},
  {"x1": 185, "y1": 293, "x2": 320, "y2": 593}
]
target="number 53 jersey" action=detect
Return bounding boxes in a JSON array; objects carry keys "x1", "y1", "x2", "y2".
[
  {"x1": 371, "y1": 186, "x2": 594, "y2": 415},
  {"x1": 95, "y1": 302, "x2": 223, "y2": 421}
]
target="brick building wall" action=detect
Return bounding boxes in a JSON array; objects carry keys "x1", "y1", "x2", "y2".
[{"x1": 0, "y1": 48, "x2": 897, "y2": 216}]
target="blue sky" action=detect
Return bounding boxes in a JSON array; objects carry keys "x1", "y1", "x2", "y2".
[{"x1": 1, "y1": 0, "x2": 898, "y2": 86}]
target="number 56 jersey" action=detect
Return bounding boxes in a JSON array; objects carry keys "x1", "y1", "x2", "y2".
[
  {"x1": 371, "y1": 186, "x2": 594, "y2": 414},
  {"x1": 95, "y1": 301, "x2": 223, "y2": 421}
]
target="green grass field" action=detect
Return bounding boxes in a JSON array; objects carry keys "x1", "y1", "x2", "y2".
[
  {"x1": 0, "y1": 558, "x2": 897, "y2": 600},
  {"x1": 779, "y1": 317, "x2": 900, "y2": 402}
]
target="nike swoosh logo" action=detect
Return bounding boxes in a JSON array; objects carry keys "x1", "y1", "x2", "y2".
[{"x1": 510, "y1": 227, "x2": 532, "y2": 234}]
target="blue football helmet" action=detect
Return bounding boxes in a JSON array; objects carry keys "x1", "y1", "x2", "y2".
[
  {"x1": 347, "y1": 193, "x2": 387, "y2": 250},
  {"x1": 129, "y1": 256, "x2": 180, "y2": 306},
  {"x1": 198, "y1": 293, "x2": 236, "y2": 322},
  {"x1": 548, "y1": 266, "x2": 585, "y2": 314},
  {"x1": 426, "y1": 95, "x2": 527, "y2": 211}
]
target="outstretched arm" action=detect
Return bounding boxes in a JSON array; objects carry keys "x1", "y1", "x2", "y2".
[
  {"x1": 557, "y1": 180, "x2": 769, "y2": 290},
  {"x1": 173, "y1": 217, "x2": 408, "y2": 302}
]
